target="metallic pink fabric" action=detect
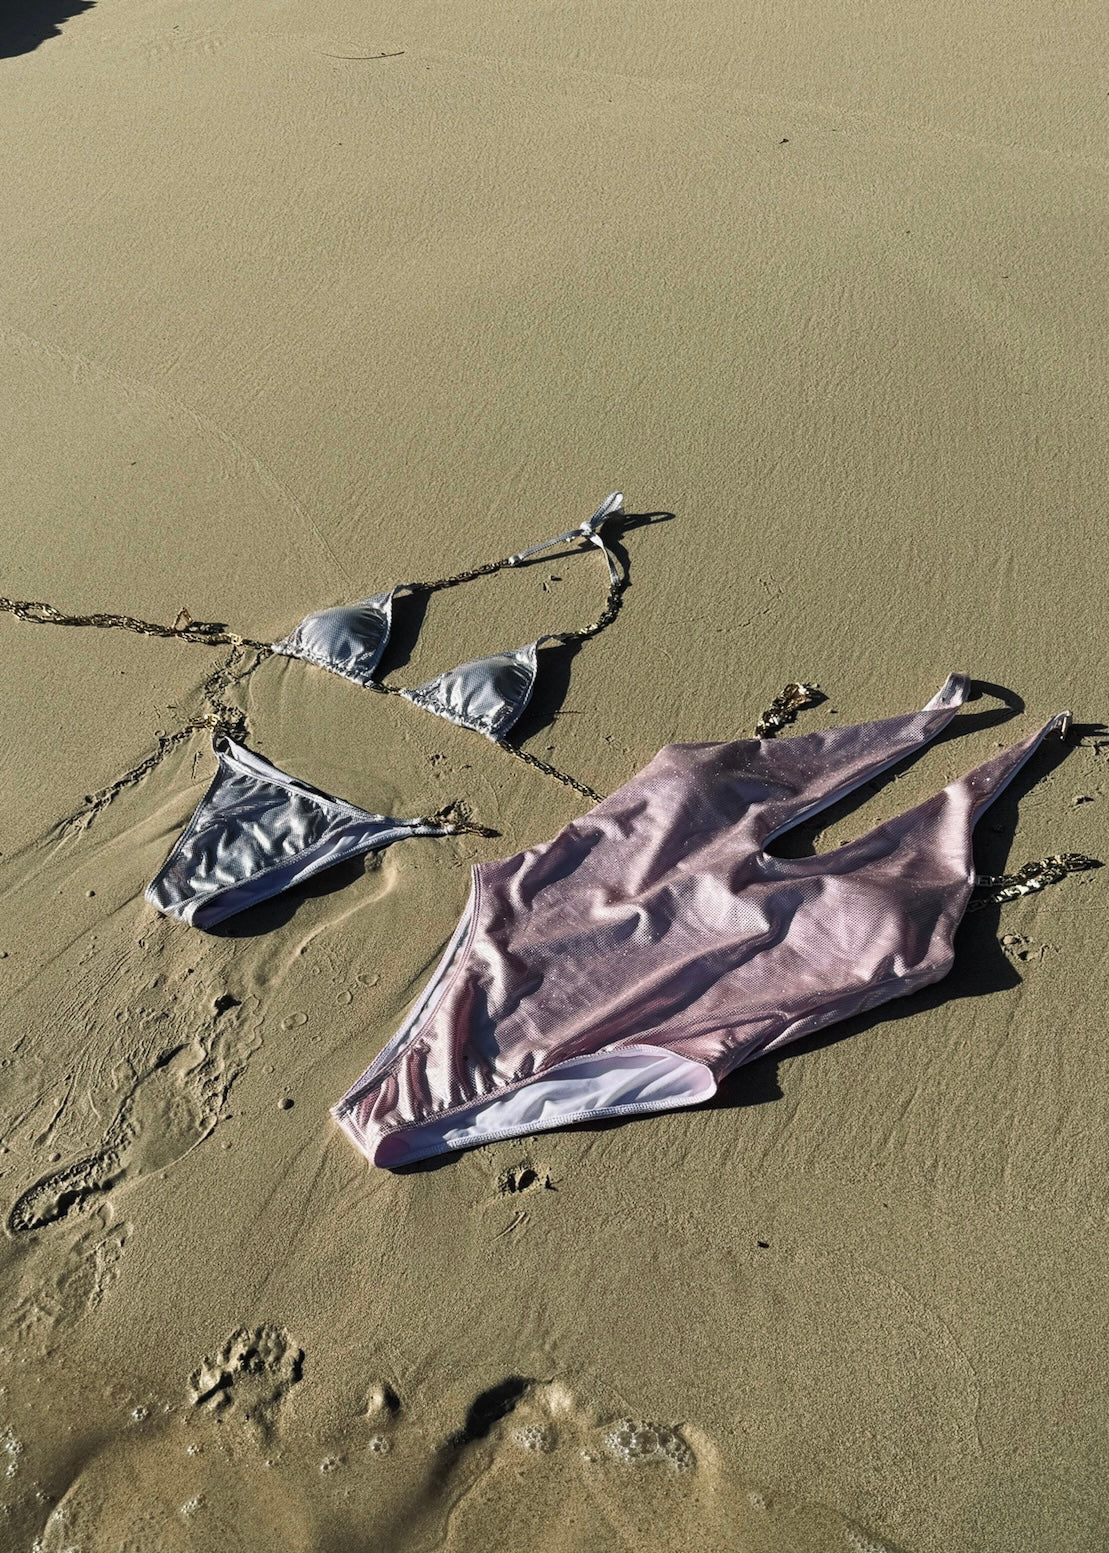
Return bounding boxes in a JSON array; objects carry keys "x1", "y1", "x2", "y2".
[{"x1": 334, "y1": 676, "x2": 1067, "y2": 1166}]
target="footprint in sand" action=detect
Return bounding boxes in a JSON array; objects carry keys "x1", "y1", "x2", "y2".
[
  {"x1": 188, "y1": 1325, "x2": 304, "y2": 1437},
  {"x1": 439, "y1": 1374, "x2": 697, "y2": 1476},
  {"x1": 495, "y1": 1159, "x2": 555, "y2": 1197},
  {"x1": 8, "y1": 1213, "x2": 130, "y2": 1343},
  {"x1": 7, "y1": 1040, "x2": 223, "y2": 1234},
  {"x1": 1000, "y1": 933, "x2": 1056, "y2": 964},
  {"x1": 397, "y1": 1377, "x2": 706, "y2": 1551}
]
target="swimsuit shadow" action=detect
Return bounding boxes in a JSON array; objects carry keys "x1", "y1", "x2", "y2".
[
  {"x1": 206, "y1": 854, "x2": 373, "y2": 938},
  {"x1": 371, "y1": 589, "x2": 433, "y2": 679},
  {"x1": 1, "y1": 0, "x2": 94, "y2": 57}
]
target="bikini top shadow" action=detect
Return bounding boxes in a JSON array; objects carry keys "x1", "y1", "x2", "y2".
[{"x1": 273, "y1": 493, "x2": 624, "y2": 742}]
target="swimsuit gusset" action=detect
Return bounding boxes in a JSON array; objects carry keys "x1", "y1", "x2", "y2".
[
  {"x1": 145, "y1": 736, "x2": 454, "y2": 930},
  {"x1": 272, "y1": 492, "x2": 624, "y2": 742},
  {"x1": 332, "y1": 675, "x2": 1069, "y2": 1167}
]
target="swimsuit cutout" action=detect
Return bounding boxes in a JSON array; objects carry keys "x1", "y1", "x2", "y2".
[
  {"x1": 273, "y1": 492, "x2": 624, "y2": 742},
  {"x1": 146, "y1": 494, "x2": 625, "y2": 927},
  {"x1": 332, "y1": 675, "x2": 1069, "y2": 1167}
]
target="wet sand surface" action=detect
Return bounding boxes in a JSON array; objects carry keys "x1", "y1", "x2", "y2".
[{"x1": 1, "y1": 2, "x2": 1107, "y2": 1549}]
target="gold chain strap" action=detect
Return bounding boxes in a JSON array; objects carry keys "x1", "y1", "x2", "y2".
[
  {"x1": 407, "y1": 532, "x2": 625, "y2": 648},
  {"x1": 968, "y1": 852, "x2": 1100, "y2": 910},
  {"x1": 748, "y1": 688, "x2": 1098, "y2": 913},
  {"x1": 503, "y1": 744, "x2": 605, "y2": 804},
  {"x1": 0, "y1": 596, "x2": 273, "y2": 652},
  {"x1": 421, "y1": 803, "x2": 501, "y2": 840},
  {"x1": 754, "y1": 682, "x2": 824, "y2": 738}
]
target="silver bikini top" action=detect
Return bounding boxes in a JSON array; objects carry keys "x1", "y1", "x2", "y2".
[{"x1": 272, "y1": 493, "x2": 624, "y2": 742}]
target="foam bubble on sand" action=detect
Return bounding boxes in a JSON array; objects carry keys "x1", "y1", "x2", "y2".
[
  {"x1": 511, "y1": 1423, "x2": 554, "y2": 1453},
  {"x1": 600, "y1": 1419, "x2": 695, "y2": 1471},
  {"x1": 1, "y1": 1426, "x2": 24, "y2": 1479}
]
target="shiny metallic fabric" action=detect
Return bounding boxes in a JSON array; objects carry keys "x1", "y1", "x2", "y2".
[
  {"x1": 399, "y1": 643, "x2": 539, "y2": 741},
  {"x1": 272, "y1": 590, "x2": 394, "y2": 687},
  {"x1": 146, "y1": 736, "x2": 448, "y2": 930},
  {"x1": 270, "y1": 494, "x2": 624, "y2": 741},
  {"x1": 334, "y1": 677, "x2": 1069, "y2": 1167}
]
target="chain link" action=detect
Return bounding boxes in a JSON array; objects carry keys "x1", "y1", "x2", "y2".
[
  {"x1": 503, "y1": 744, "x2": 605, "y2": 804},
  {"x1": 0, "y1": 596, "x2": 273, "y2": 652},
  {"x1": 968, "y1": 852, "x2": 1101, "y2": 910},
  {"x1": 420, "y1": 803, "x2": 501, "y2": 840},
  {"x1": 403, "y1": 533, "x2": 626, "y2": 651},
  {"x1": 754, "y1": 682, "x2": 824, "y2": 738}
]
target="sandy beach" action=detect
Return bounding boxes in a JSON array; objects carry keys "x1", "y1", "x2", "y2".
[{"x1": 1, "y1": 1, "x2": 1107, "y2": 1548}]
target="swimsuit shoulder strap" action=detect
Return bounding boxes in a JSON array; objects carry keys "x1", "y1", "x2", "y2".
[
  {"x1": 747, "y1": 674, "x2": 971, "y2": 848},
  {"x1": 506, "y1": 491, "x2": 624, "y2": 586},
  {"x1": 411, "y1": 492, "x2": 625, "y2": 638}
]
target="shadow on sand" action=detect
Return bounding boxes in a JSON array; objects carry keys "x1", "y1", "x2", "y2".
[{"x1": 1, "y1": 1, "x2": 95, "y2": 59}]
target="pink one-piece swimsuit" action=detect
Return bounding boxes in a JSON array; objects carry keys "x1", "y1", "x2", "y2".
[{"x1": 333, "y1": 675, "x2": 1067, "y2": 1167}]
